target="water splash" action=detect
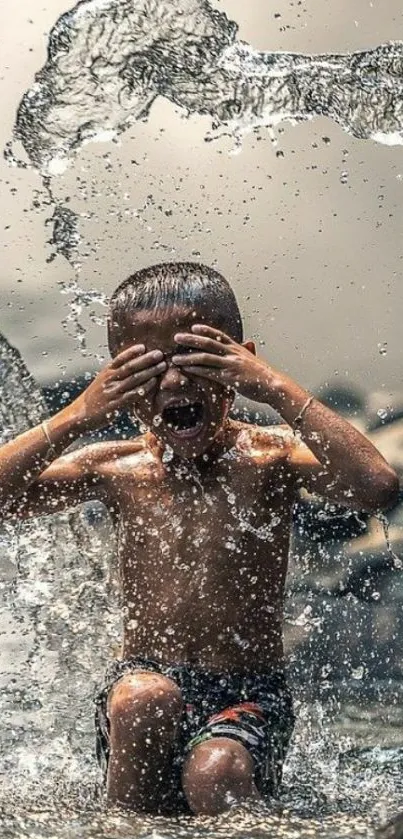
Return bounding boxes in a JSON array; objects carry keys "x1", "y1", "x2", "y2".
[
  {"x1": 376, "y1": 511, "x2": 403, "y2": 569},
  {"x1": 11, "y1": 2, "x2": 403, "y2": 174},
  {"x1": 47, "y1": 203, "x2": 81, "y2": 265},
  {"x1": 2, "y1": 331, "x2": 403, "y2": 833},
  {"x1": 0, "y1": 331, "x2": 119, "y2": 799},
  {"x1": 59, "y1": 279, "x2": 109, "y2": 354},
  {"x1": 0, "y1": 333, "x2": 47, "y2": 442},
  {"x1": 6, "y1": 0, "x2": 403, "y2": 262},
  {"x1": 11, "y1": 0, "x2": 236, "y2": 175}
]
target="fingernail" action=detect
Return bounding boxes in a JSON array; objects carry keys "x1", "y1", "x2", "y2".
[{"x1": 152, "y1": 349, "x2": 163, "y2": 360}]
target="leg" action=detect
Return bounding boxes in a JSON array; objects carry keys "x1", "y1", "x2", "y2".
[
  {"x1": 106, "y1": 671, "x2": 182, "y2": 813},
  {"x1": 182, "y1": 737, "x2": 259, "y2": 816}
]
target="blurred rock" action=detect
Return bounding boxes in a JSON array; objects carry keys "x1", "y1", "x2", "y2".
[
  {"x1": 285, "y1": 526, "x2": 403, "y2": 691},
  {"x1": 368, "y1": 420, "x2": 403, "y2": 482},
  {"x1": 315, "y1": 381, "x2": 367, "y2": 433},
  {"x1": 367, "y1": 391, "x2": 403, "y2": 432}
]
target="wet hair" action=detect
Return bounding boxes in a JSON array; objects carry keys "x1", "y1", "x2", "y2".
[{"x1": 108, "y1": 261, "x2": 243, "y2": 355}]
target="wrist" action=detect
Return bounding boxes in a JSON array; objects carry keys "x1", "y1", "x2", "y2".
[
  {"x1": 260, "y1": 371, "x2": 312, "y2": 426},
  {"x1": 260, "y1": 369, "x2": 288, "y2": 408},
  {"x1": 46, "y1": 403, "x2": 88, "y2": 443}
]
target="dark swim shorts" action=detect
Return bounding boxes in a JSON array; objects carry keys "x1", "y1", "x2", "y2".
[{"x1": 94, "y1": 657, "x2": 295, "y2": 801}]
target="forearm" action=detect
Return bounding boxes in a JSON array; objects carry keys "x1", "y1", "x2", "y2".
[
  {"x1": 266, "y1": 371, "x2": 399, "y2": 510},
  {"x1": 0, "y1": 404, "x2": 85, "y2": 509}
]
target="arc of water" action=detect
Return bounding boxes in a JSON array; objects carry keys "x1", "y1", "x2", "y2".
[
  {"x1": 9, "y1": 0, "x2": 403, "y2": 177},
  {"x1": 6, "y1": 0, "x2": 403, "y2": 264}
]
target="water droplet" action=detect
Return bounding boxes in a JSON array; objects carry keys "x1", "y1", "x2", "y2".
[
  {"x1": 377, "y1": 342, "x2": 387, "y2": 356},
  {"x1": 351, "y1": 665, "x2": 365, "y2": 680},
  {"x1": 340, "y1": 170, "x2": 349, "y2": 184},
  {"x1": 152, "y1": 414, "x2": 163, "y2": 427},
  {"x1": 377, "y1": 408, "x2": 388, "y2": 421},
  {"x1": 162, "y1": 446, "x2": 174, "y2": 464}
]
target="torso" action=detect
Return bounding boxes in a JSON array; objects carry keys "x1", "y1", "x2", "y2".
[{"x1": 97, "y1": 422, "x2": 298, "y2": 672}]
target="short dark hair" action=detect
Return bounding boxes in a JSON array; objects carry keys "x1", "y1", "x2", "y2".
[{"x1": 108, "y1": 262, "x2": 243, "y2": 355}]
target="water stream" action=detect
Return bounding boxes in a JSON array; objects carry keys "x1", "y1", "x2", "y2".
[{"x1": 6, "y1": 0, "x2": 403, "y2": 262}]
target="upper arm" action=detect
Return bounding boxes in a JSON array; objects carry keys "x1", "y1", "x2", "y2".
[{"x1": 2, "y1": 444, "x2": 108, "y2": 520}]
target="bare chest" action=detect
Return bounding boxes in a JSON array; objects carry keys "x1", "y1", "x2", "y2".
[{"x1": 111, "y1": 454, "x2": 293, "y2": 573}]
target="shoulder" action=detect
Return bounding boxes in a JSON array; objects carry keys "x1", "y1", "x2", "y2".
[
  {"x1": 234, "y1": 422, "x2": 296, "y2": 460},
  {"x1": 57, "y1": 435, "x2": 155, "y2": 474}
]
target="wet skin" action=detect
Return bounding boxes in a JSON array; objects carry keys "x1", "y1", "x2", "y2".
[
  {"x1": 103, "y1": 308, "x2": 292, "y2": 667},
  {"x1": 0, "y1": 305, "x2": 398, "y2": 813},
  {"x1": 101, "y1": 422, "x2": 292, "y2": 668}
]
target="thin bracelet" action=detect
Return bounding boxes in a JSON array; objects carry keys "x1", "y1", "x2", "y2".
[
  {"x1": 294, "y1": 395, "x2": 315, "y2": 429},
  {"x1": 41, "y1": 420, "x2": 57, "y2": 456}
]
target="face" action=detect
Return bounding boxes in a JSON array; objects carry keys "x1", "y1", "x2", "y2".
[{"x1": 112, "y1": 306, "x2": 234, "y2": 459}]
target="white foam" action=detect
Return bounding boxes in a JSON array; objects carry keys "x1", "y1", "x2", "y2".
[
  {"x1": 47, "y1": 156, "x2": 69, "y2": 176},
  {"x1": 371, "y1": 130, "x2": 403, "y2": 146}
]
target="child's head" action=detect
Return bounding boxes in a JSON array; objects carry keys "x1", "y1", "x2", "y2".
[{"x1": 108, "y1": 262, "x2": 243, "y2": 457}]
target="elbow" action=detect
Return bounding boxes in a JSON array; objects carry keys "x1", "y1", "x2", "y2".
[{"x1": 371, "y1": 468, "x2": 400, "y2": 513}]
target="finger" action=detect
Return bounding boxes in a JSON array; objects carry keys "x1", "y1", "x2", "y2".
[
  {"x1": 107, "y1": 361, "x2": 166, "y2": 393},
  {"x1": 121, "y1": 378, "x2": 158, "y2": 402},
  {"x1": 113, "y1": 350, "x2": 164, "y2": 380},
  {"x1": 136, "y1": 377, "x2": 158, "y2": 396},
  {"x1": 110, "y1": 378, "x2": 158, "y2": 410},
  {"x1": 190, "y1": 324, "x2": 234, "y2": 344},
  {"x1": 179, "y1": 365, "x2": 229, "y2": 383},
  {"x1": 174, "y1": 333, "x2": 228, "y2": 355},
  {"x1": 172, "y1": 352, "x2": 229, "y2": 368},
  {"x1": 110, "y1": 343, "x2": 146, "y2": 369}
]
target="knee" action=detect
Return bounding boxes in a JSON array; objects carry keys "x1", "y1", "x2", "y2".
[
  {"x1": 182, "y1": 738, "x2": 255, "y2": 815},
  {"x1": 108, "y1": 672, "x2": 182, "y2": 729},
  {"x1": 184, "y1": 737, "x2": 253, "y2": 786}
]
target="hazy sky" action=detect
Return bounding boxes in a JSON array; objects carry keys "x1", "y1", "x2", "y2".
[{"x1": 1, "y1": 0, "x2": 402, "y2": 412}]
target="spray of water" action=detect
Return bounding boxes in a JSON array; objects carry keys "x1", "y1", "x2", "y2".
[
  {"x1": 0, "y1": 334, "x2": 120, "y2": 817},
  {"x1": 59, "y1": 279, "x2": 109, "y2": 354},
  {"x1": 1, "y1": 327, "x2": 403, "y2": 836},
  {"x1": 5, "y1": 0, "x2": 403, "y2": 262},
  {"x1": 10, "y1": 1, "x2": 403, "y2": 174}
]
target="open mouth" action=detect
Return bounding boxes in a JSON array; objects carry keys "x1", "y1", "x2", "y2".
[{"x1": 161, "y1": 401, "x2": 205, "y2": 438}]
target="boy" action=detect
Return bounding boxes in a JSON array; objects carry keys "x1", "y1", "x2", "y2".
[{"x1": 0, "y1": 262, "x2": 398, "y2": 815}]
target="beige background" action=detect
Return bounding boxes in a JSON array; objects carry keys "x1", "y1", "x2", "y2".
[{"x1": 1, "y1": 0, "x2": 402, "y2": 405}]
